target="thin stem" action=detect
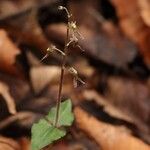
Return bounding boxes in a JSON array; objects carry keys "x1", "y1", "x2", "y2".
[
  {"x1": 63, "y1": 7, "x2": 71, "y2": 18},
  {"x1": 55, "y1": 48, "x2": 66, "y2": 56},
  {"x1": 54, "y1": 17, "x2": 70, "y2": 127}
]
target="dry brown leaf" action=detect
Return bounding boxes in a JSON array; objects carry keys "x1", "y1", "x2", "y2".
[
  {"x1": 0, "y1": 72, "x2": 30, "y2": 104},
  {"x1": 0, "y1": 136, "x2": 20, "y2": 150},
  {"x1": 0, "y1": 111, "x2": 37, "y2": 129},
  {"x1": 1, "y1": 10, "x2": 51, "y2": 51},
  {"x1": 0, "y1": 0, "x2": 33, "y2": 20},
  {"x1": 106, "y1": 77, "x2": 150, "y2": 142},
  {"x1": 46, "y1": 20, "x2": 137, "y2": 67},
  {"x1": 0, "y1": 29, "x2": 22, "y2": 76},
  {"x1": 73, "y1": 57, "x2": 94, "y2": 78},
  {"x1": 74, "y1": 107, "x2": 150, "y2": 150},
  {"x1": 83, "y1": 86, "x2": 150, "y2": 143},
  {"x1": 138, "y1": 0, "x2": 150, "y2": 26},
  {"x1": 83, "y1": 90, "x2": 134, "y2": 123},
  {"x1": 110, "y1": 0, "x2": 150, "y2": 67},
  {"x1": 18, "y1": 137, "x2": 31, "y2": 150},
  {"x1": 0, "y1": 0, "x2": 57, "y2": 20},
  {"x1": 46, "y1": 23, "x2": 66, "y2": 44},
  {"x1": 30, "y1": 65, "x2": 60, "y2": 93},
  {"x1": 0, "y1": 82, "x2": 16, "y2": 114}
]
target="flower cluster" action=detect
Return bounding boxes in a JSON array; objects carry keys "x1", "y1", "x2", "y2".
[
  {"x1": 41, "y1": 6, "x2": 85, "y2": 87},
  {"x1": 67, "y1": 21, "x2": 84, "y2": 51}
]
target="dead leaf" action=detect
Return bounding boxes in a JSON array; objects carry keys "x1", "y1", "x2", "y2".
[
  {"x1": 0, "y1": 0, "x2": 57, "y2": 20},
  {"x1": 1, "y1": 10, "x2": 51, "y2": 52},
  {"x1": 30, "y1": 65, "x2": 60, "y2": 93},
  {"x1": 106, "y1": 77, "x2": 150, "y2": 142},
  {"x1": 18, "y1": 137, "x2": 30, "y2": 150},
  {"x1": 110, "y1": 0, "x2": 150, "y2": 67},
  {"x1": 46, "y1": 21, "x2": 137, "y2": 68},
  {"x1": 74, "y1": 107, "x2": 150, "y2": 150},
  {"x1": 0, "y1": 111, "x2": 38, "y2": 129},
  {"x1": 0, "y1": 82, "x2": 16, "y2": 114},
  {"x1": 138, "y1": 0, "x2": 150, "y2": 26},
  {"x1": 83, "y1": 90, "x2": 134, "y2": 123},
  {"x1": 0, "y1": 136, "x2": 20, "y2": 150},
  {"x1": 0, "y1": 29, "x2": 22, "y2": 76},
  {"x1": 0, "y1": 72, "x2": 30, "y2": 104}
]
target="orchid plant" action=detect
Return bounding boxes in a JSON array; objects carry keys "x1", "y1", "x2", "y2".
[{"x1": 31, "y1": 6, "x2": 84, "y2": 150}]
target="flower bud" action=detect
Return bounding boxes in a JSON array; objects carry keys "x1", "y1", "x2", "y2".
[
  {"x1": 68, "y1": 67, "x2": 78, "y2": 76},
  {"x1": 58, "y1": 6, "x2": 64, "y2": 10}
]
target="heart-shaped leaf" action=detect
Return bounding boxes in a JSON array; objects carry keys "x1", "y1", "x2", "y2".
[{"x1": 31, "y1": 99, "x2": 74, "y2": 150}]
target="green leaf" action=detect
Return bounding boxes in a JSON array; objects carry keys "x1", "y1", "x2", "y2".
[
  {"x1": 31, "y1": 99, "x2": 74, "y2": 150},
  {"x1": 47, "y1": 99, "x2": 74, "y2": 126},
  {"x1": 31, "y1": 119, "x2": 66, "y2": 150}
]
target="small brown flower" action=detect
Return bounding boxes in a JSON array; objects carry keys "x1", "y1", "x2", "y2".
[
  {"x1": 67, "y1": 22, "x2": 84, "y2": 51},
  {"x1": 40, "y1": 45, "x2": 65, "y2": 62},
  {"x1": 68, "y1": 67, "x2": 85, "y2": 88}
]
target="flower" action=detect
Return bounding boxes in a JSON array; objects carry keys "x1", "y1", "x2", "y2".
[
  {"x1": 68, "y1": 67, "x2": 85, "y2": 88},
  {"x1": 40, "y1": 45, "x2": 65, "y2": 62},
  {"x1": 69, "y1": 21, "x2": 84, "y2": 40},
  {"x1": 67, "y1": 21, "x2": 84, "y2": 51}
]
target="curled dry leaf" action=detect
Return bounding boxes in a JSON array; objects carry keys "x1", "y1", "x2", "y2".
[
  {"x1": 0, "y1": 136, "x2": 20, "y2": 150},
  {"x1": 83, "y1": 90, "x2": 134, "y2": 123},
  {"x1": 0, "y1": 29, "x2": 22, "y2": 76},
  {"x1": 110, "y1": 0, "x2": 150, "y2": 67},
  {"x1": 74, "y1": 107, "x2": 150, "y2": 150},
  {"x1": 0, "y1": 82, "x2": 16, "y2": 114}
]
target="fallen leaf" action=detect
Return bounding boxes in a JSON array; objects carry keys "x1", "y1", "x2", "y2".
[
  {"x1": 106, "y1": 76, "x2": 150, "y2": 142},
  {"x1": 0, "y1": 136, "x2": 20, "y2": 150},
  {"x1": 0, "y1": 111, "x2": 37, "y2": 129},
  {"x1": 0, "y1": 0, "x2": 57, "y2": 20},
  {"x1": 0, "y1": 29, "x2": 22, "y2": 76},
  {"x1": 110, "y1": 0, "x2": 150, "y2": 67},
  {"x1": 46, "y1": 20, "x2": 137, "y2": 67},
  {"x1": 19, "y1": 137, "x2": 31, "y2": 150},
  {"x1": 0, "y1": 82, "x2": 16, "y2": 114},
  {"x1": 30, "y1": 65, "x2": 60, "y2": 93},
  {"x1": 74, "y1": 107, "x2": 150, "y2": 150},
  {"x1": 83, "y1": 90, "x2": 134, "y2": 123},
  {"x1": 138, "y1": 0, "x2": 150, "y2": 26}
]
